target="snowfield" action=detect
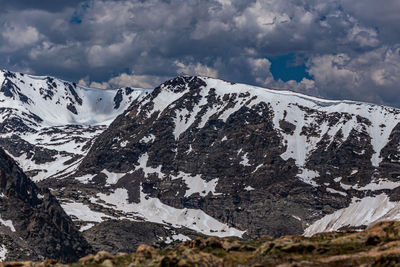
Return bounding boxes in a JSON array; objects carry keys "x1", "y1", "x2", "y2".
[{"x1": 304, "y1": 194, "x2": 400, "y2": 236}]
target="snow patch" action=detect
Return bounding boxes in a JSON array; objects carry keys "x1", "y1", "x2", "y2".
[
  {"x1": 0, "y1": 245, "x2": 7, "y2": 262},
  {"x1": 102, "y1": 169, "x2": 126, "y2": 185},
  {"x1": 61, "y1": 201, "x2": 111, "y2": 222},
  {"x1": 326, "y1": 188, "x2": 347, "y2": 196},
  {"x1": 0, "y1": 216, "x2": 15, "y2": 232},
  {"x1": 120, "y1": 140, "x2": 129, "y2": 147},
  {"x1": 93, "y1": 188, "x2": 245, "y2": 237},
  {"x1": 80, "y1": 223, "x2": 95, "y2": 232},
  {"x1": 334, "y1": 177, "x2": 342, "y2": 183},
  {"x1": 297, "y1": 168, "x2": 319, "y2": 187},
  {"x1": 304, "y1": 194, "x2": 400, "y2": 236},
  {"x1": 75, "y1": 174, "x2": 96, "y2": 184},
  {"x1": 356, "y1": 179, "x2": 400, "y2": 191},
  {"x1": 10, "y1": 153, "x2": 75, "y2": 182},
  {"x1": 165, "y1": 234, "x2": 191, "y2": 244},
  {"x1": 292, "y1": 215, "x2": 302, "y2": 221},
  {"x1": 240, "y1": 153, "x2": 251, "y2": 166},
  {"x1": 252, "y1": 164, "x2": 263, "y2": 173},
  {"x1": 135, "y1": 153, "x2": 164, "y2": 178},
  {"x1": 172, "y1": 172, "x2": 220, "y2": 197},
  {"x1": 244, "y1": 186, "x2": 255, "y2": 191},
  {"x1": 148, "y1": 85, "x2": 190, "y2": 118},
  {"x1": 140, "y1": 134, "x2": 155, "y2": 144}
]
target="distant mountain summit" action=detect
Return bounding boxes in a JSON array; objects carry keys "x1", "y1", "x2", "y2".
[
  {"x1": 2, "y1": 71, "x2": 400, "y2": 258},
  {"x1": 0, "y1": 69, "x2": 145, "y2": 125},
  {"x1": 0, "y1": 70, "x2": 150, "y2": 181}
]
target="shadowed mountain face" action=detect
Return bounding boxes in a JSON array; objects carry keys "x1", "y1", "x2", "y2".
[
  {"x1": 2, "y1": 72, "x2": 400, "y2": 258},
  {"x1": 0, "y1": 148, "x2": 92, "y2": 262}
]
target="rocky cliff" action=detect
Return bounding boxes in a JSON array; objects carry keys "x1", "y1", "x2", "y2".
[{"x1": 0, "y1": 148, "x2": 92, "y2": 262}]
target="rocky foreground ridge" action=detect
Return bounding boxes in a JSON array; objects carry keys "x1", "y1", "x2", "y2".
[{"x1": 3, "y1": 221, "x2": 400, "y2": 266}]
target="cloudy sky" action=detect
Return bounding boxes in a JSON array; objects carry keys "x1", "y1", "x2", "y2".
[{"x1": 1, "y1": 0, "x2": 400, "y2": 107}]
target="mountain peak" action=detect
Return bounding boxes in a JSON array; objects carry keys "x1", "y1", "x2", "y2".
[{"x1": 155, "y1": 76, "x2": 206, "y2": 94}]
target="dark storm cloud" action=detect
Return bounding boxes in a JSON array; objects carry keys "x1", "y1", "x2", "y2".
[
  {"x1": 0, "y1": 0, "x2": 85, "y2": 12},
  {"x1": 0, "y1": 0, "x2": 399, "y2": 107}
]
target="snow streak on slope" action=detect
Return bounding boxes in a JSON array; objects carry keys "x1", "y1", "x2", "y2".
[
  {"x1": 0, "y1": 245, "x2": 7, "y2": 261},
  {"x1": 61, "y1": 201, "x2": 112, "y2": 225},
  {"x1": 0, "y1": 216, "x2": 15, "y2": 232},
  {"x1": 90, "y1": 187, "x2": 245, "y2": 237},
  {"x1": 304, "y1": 194, "x2": 400, "y2": 236}
]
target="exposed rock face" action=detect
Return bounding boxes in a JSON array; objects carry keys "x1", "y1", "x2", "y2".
[{"x1": 0, "y1": 148, "x2": 92, "y2": 262}]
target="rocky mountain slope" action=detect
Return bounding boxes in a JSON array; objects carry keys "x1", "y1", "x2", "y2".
[
  {"x1": 0, "y1": 147, "x2": 92, "y2": 262},
  {"x1": 5, "y1": 220, "x2": 400, "y2": 266},
  {"x1": 43, "y1": 76, "x2": 400, "y2": 246},
  {"x1": 3, "y1": 71, "x2": 400, "y2": 258}
]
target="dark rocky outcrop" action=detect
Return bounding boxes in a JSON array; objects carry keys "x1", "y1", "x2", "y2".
[{"x1": 0, "y1": 148, "x2": 92, "y2": 262}]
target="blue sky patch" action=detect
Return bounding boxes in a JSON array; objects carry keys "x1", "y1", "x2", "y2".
[{"x1": 269, "y1": 54, "x2": 312, "y2": 82}]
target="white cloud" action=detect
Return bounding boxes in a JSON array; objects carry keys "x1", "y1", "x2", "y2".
[
  {"x1": 87, "y1": 33, "x2": 136, "y2": 67},
  {"x1": 307, "y1": 46, "x2": 400, "y2": 105},
  {"x1": 80, "y1": 72, "x2": 166, "y2": 89},
  {"x1": 89, "y1": 81, "x2": 109, "y2": 90},
  {"x1": 175, "y1": 61, "x2": 218, "y2": 78},
  {"x1": 108, "y1": 72, "x2": 166, "y2": 89},
  {"x1": 78, "y1": 79, "x2": 88, "y2": 87},
  {"x1": 346, "y1": 24, "x2": 379, "y2": 48},
  {"x1": 1, "y1": 25, "x2": 41, "y2": 50},
  {"x1": 234, "y1": 1, "x2": 290, "y2": 39}
]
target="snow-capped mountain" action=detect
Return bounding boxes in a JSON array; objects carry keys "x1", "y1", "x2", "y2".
[
  {"x1": 39, "y1": 75, "x2": 400, "y2": 249},
  {"x1": 0, "y1": 69, "x2": 149, "y2": 181},
  {"x1": 2, "y1": 71, "x2": 400, "y2": 257}
]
